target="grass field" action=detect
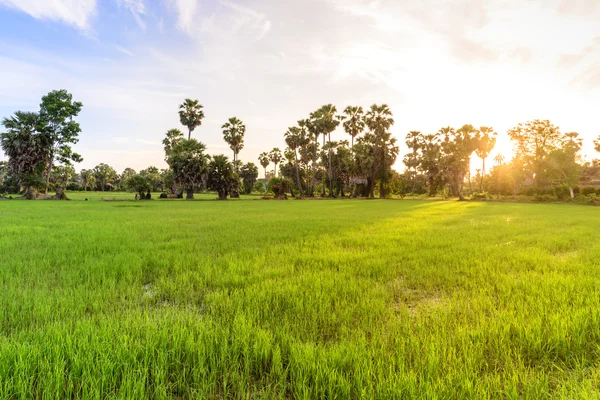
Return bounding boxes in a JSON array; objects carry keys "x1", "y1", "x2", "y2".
[{"x1": 1, "y1": 199, "x2": 599, "y2": 399}]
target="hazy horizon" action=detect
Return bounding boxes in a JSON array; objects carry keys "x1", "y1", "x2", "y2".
[{"x1": 1, "y1": 0, "x2": 599, "y2": 173}]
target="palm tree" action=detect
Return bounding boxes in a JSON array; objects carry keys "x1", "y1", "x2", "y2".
[
  {"x1": 222, "y1": 117, "x2": 246, "y2": 171},
  {"x1": 285, "y1": 126, "x2": 304, "y2": 195},
  {"x1": 365, "y1": 104, "x2": 395, "y2": 198},
  {"x1": 494, "y1": 153, "x2": 505, "y2": 166},
  {"x1": 312, "y1": 104, "x2": 340, "y2": 197},
  {"x1": 342, "y1": 106, "x2": 365, "y2": 150},
  {"x1": 475, "y1": 126, "x2": 497, "y2": 192},
  {"x1": 595, "y1": 135, "x2": 600, "y2": 153},
  {"x1": 178, "y1": 99, "x2": 204, "y2": 140},
  {"x1": 258, "y1": 152, "x2": 270, "y2": 178},
  {"x1": 269, "y1": 148, "x2": 283, "y2": 177}
]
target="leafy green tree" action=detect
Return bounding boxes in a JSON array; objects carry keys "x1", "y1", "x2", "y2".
[
  {"x1": 119, "y1": 168, "x2": 137, "y2": 190},
  {"x1": 207, "y1": 155, "x2": 237, "y2": 200},
  {"x1": 140, "y1": 166, "x2": 163, "y2": 191},
  {"x1": 239, "y1": 162, "x2": 259, "y2": 194},
  {"x1": 93, "y1": 163, "x2": 117, "y2": 191},
  {"x1": 222, "y1": 117, "x2": 246, "y2": 171},
  {"x1": 38, "y1": 90, "x2": 83, "y2": 193},
  {"x1": 546, "y1": 147, "x2": 582, "y2": 199},
  {"x1": 439, "y1": 125, "x2": 478, "y2": 201},
  {"x1": 126, "y1": 174, "x2": 153, "y2": 198},
  {"x1": 269, "y1": 148, "x2": 283, "y2": 177},
  {"x1": 508, "y1": 120, "x2": 562, "y2": 187},
  {"x1": 169, "y1": 139, "x2": 210, "y2": 199},
  {"x1": 160, "y1": 168, "x2": 175, "y2": 194},
  {"x1": 50, "y1": 164, "x2": 76, "y2": 190},
  {"x1": 79, "y1": 169, "x2": 96, "y2": 191},
  {"x1": 258, "y1": 152, "x2": 270, "y2": 178},
  {"x1": 342, "y1": 105, "x2": 365, "y2": 150},
  {"x1": 0, "y1": 111, "x2": 51, "y2": 198},
  {"x1": 365, "y1": 104, "x2": 398, "y2": 198},
  {"x1": 475, "y1": 126, "x2": 497, "y2": 192},
  {"x1": 179, "y1": 99, "x2": 204, "y2": 140}
]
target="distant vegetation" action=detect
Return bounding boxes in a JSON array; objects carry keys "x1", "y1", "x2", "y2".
[{"x1": 2, "y1": 90, "x2": 600, "y2": 203}]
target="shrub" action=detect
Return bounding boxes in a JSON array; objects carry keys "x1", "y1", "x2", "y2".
[
  {"x1": 267, "y1": 178, "x2": 287, "y2": 200},
  {"x1": 471, "y1": 192, "x2": 491, "y2": 200},
  {"x1": 581, "y1": 187, "x2": 596, "y2": 196},
  {"x1": 534, "y1": 194, "x2": 555, "y2": 203},
  {"x1": 553, "y1": 185, "x2": 570, "y2": 201}
]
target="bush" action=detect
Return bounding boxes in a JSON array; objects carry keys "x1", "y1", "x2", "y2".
[
  {"x1": 553, "y1": 185, "x2": 570, "y2": 201},
  {"x1": 581, "y1": 187, "x2": 596, "y2": 196},
  {"x1": 534, "y1": 194, "x2": 555, "y2": 203},
  {"x1": 267, "y1": 178, "x2": 287, "y2": 200},
  {"x1": 471, "y1": 192, "x2": 492, "y2": 200}
]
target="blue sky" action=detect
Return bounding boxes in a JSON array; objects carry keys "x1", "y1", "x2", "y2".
[{"x1": 0, "y1": 0, "x2": 599, "y2": 173}]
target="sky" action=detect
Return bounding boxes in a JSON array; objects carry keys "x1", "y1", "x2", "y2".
[{"x1": 0, "y1": 0, "x2": 599, "y2": 174}]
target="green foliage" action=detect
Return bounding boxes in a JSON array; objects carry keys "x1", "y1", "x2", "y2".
[
  {"x1": 207, "y1": 155, "x2": 237, "y2": 200},
  {"x1": 0, "y1": 111, "x2": 51, "y2": 194},
  {"x1": 222, "y1": 117, "x2": 246, "y2": 170},
  {"x1": 239, "y1": 162, "x2": 259, "y2": 194},
  {"x1": 267, "y1": 177, "x2": 286, "y2": 198},
  {"x1": 178, "y1": 99, "x2": 204, "y2": 140},
  {"x1": 126, "y1": 174, "x2": 152, "y2": 197},
  {"x1": 93, "y1": 163, "x2": 118, "y2": 191},
  {"x1": 169, "y1": 139, "x2": 210, "y2": 199}
]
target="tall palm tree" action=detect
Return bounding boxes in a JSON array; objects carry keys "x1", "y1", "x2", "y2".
[
  {"x1": 269, "y1": 148, "x2": 283, "y2": 177},
  {"x1": 258, "y1": 152, "x2": 270, "y2": 178},
  {"x1": 222, "y1": 117, "x2": 246, "y2": 171},
  {"x1": 178, "y1": 99, "x2": 204, "y2": 140},
  {"x1": 365, "y1": 104, "x2": 395, "y2": 198},
  {"x1": 312, "y1": 104, "x2": 340, "y2": 197},
  {"x1": 475, "y1": 126, "x2": 497, "y2": 192},
  {"x1": 285, "y1": 126, "x2": 304, "y2": 196},
  {"x1": 342, "y1": 106, "x2": 365, "y2": 150},
  {"x1": 494, "y1": 153, "x2": 505, "y2": 166}
]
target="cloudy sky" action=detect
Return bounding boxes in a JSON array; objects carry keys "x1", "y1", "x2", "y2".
[{"x1": 0, "y1": 0, "x2": 599, "y2": 173}]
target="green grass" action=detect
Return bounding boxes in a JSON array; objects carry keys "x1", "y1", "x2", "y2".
[{"x1": 1, "y1": 199, "x2": 599, "y2": 399}]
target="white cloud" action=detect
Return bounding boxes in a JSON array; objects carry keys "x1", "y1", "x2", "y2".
[
  {"x1": 116, "y1": 46, "x2": 135, "y2": 57},
  {"x1": 0, "y1": 0, "x2": 96, "y2": 30},
  {"x1": 116, "y1": 0, "x2": 146, "y2": 29},
  {"x1": 172, "y1": 0, "x2": 198, "y2": 34}
]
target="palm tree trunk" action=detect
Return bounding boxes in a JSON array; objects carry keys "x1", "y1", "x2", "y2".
[
  {"x1": 294, "y1": 151, "x2": 303, "y2": 196},
  {"x1": 480, "y1": 158, "x2": 485, "y2": 192},
  {"x1": 321, "y1": 135, "x2": 326, "y2": 197},
  {"x1": 188, "y1": 128, "x2": 191, "y2": 140},
  {"x1": 328, "y1": 132, "x2": 334, "y2": 198}
]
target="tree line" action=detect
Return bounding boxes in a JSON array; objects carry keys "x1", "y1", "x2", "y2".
[{"x1": 2, "y1": 90, "x2": 599, "y2": 201}]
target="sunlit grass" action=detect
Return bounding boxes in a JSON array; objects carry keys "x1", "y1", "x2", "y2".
[{"x1": 0, "y1": 200, "x2": 599, "y2": 398}]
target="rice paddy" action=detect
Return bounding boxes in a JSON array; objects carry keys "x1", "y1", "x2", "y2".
[{"x1": 0, "y1": 199, "x2": 599, "y2": 399}]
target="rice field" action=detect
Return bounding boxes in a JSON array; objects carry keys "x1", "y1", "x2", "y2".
[{"x1": 0, "y1": 198, "x2": 599, "y2": 399}]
